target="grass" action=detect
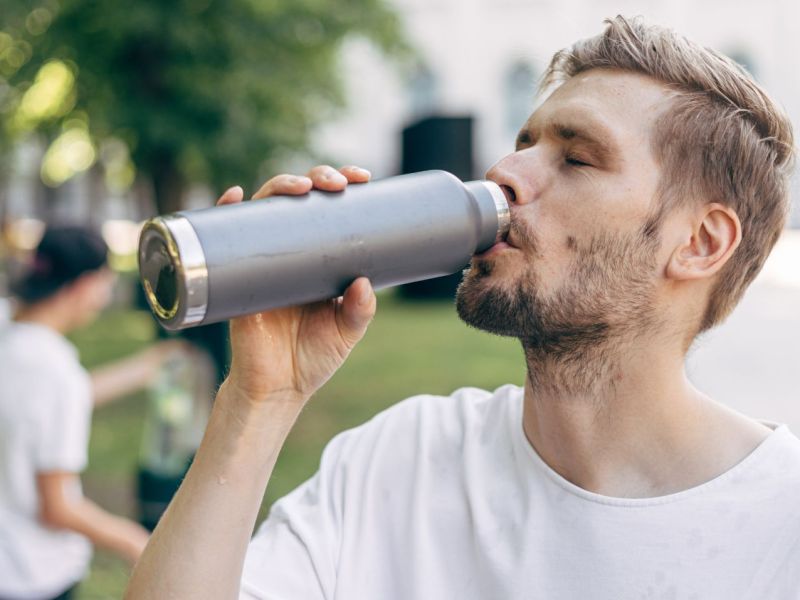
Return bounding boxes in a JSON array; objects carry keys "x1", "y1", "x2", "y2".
[{"x1": 70, "y1": 291, "x2": 525, "y2": 598}]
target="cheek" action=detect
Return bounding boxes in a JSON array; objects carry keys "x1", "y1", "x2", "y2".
[
  {"x1": 528, "y1": 224, "x2": 580, "y2": 288},
  {"x1": 87, "y1": 282, "x2": 113, "y2": 311},
  {"x1": 99, "y1": 285, "x2": 114, "y2": 308}
]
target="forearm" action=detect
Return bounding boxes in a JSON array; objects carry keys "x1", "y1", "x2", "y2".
[
  {"x1": 43, "y1": 496, "x2": 147, "y2": 562},
  {"x1": 125, "y1": 379, "x2": 306, "y2": 600},
  {"x1": 91, "y1": 352, "x2": 158, "y2": 406}
]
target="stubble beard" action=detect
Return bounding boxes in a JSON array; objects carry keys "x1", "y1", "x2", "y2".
[{"x1": 455, "y1": 228, "x2": 662, "y2": 397}]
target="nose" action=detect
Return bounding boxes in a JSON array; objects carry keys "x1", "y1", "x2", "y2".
[{"x1": 485, "y1": 148, "x2": 543, "y2": 207}]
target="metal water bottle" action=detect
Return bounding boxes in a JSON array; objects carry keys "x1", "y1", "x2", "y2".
[{"x1": 138, "y1": 170, "x2": 510, "y2": 330}]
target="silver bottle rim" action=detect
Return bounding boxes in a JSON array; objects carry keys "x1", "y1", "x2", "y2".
[
  {"x1": 138, "y1": 215, "x2": 208, "y2": 329},
  {"x1": 477, "y1": 181, "x2": 511, "y2": 242}
]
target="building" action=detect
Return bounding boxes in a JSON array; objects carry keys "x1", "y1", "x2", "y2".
[{"x1": 313, "y1": 0, "x2": 800, "y2": 225}]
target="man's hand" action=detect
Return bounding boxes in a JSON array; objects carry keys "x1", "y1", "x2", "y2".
[{"x1": 217, "y1": 164, "x2": 377, "y2": 404}]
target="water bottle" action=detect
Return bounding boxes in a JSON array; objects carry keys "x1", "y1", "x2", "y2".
[{"x1": 138, "y1": 170, "x2": 510, "y2": 330}]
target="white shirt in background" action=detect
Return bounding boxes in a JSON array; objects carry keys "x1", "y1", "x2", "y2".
[
  {"x1": 0, "y1": 321, "x2": 93, "y2": 599},
  {"x1": 0, "y1": 298, "x2": 12, "y2": 323},
  {"x1": 241, "y1": 385, "x2": 800, "y2": 600}
]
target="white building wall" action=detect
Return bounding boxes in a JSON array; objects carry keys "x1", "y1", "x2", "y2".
[{"x1": 312, "y1": 0, "x2": 800, "y2": 225}]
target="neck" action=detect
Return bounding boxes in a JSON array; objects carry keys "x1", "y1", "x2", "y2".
[
  {"x1": 521, "y1": 332, "x2": 771, "y2": 498},
  {"x1": 14, "y1": 299, "x2": 72, "y2": 334}
]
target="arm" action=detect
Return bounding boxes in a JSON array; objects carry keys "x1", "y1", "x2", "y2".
[
  {"x1": 90, "y1": 341, "x2": 183, "y2": 407},
  {"x1": 37, "y1": 471, "x2": 150, "y2": 565},
  {"x1": 125, "y1": 166, "x2": 376, "y2": 599}
]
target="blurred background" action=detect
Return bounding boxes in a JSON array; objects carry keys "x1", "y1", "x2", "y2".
[{"x1": 1, "y1": 0, "x2": 798, "y2": 597}]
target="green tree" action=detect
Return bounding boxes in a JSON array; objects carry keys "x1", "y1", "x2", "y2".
[{"x1": 0, "y1": 0, "x2": 407, "y2": 213}]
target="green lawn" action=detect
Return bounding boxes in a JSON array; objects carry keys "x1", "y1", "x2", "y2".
[{"x1": 70, "y1": 292, "x2": 526, "y2": 598}]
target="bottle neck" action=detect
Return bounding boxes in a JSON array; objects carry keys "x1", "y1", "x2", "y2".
[{"x1": 464, "y1": 180, "x2": 511, "y2": 251}]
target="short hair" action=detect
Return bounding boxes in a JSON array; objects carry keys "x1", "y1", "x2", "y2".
[
  {"x1": 11, "y1": 225, "x2": 109, "y2": 304},
  {"x1": 541, "y1": 15, "x2": 795, "y2": 333}
]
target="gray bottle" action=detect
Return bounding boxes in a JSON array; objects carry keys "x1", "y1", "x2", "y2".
[{"x1": 138, "y1": 170, "x2": 510, "y2": 330}]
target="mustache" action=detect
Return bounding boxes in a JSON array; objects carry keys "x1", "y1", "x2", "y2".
[{"x1": 508, "y1": 220, "x2": 539, "y2": 255}]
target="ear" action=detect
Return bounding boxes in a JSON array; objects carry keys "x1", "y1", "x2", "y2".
[{"x1": 666, "y1": 203, "x2": 741, "y2": 282}]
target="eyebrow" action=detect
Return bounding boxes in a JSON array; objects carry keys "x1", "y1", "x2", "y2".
[{"x1": 515, "y1": 119, "x2": 619, "y2": 163}]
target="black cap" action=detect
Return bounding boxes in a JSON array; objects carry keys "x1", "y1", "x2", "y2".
[{"x1": 11, "y1": 225, "x2": 109, "y2": 304}]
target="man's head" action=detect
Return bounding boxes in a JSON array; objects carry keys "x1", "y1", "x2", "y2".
[
  {"x1": 457, "y1": 16, "x2": 794, "y2": 356},
  {"x1": 11, "y1": 225, "x2": 115, "y2": 329}
]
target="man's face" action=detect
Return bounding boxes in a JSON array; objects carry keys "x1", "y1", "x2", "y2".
[{"x1": 456, "y1": 69, "x2": 673, "y2": 352}]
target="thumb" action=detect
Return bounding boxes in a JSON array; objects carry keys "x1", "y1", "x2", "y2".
[{"x1": 336, "y1": 277, "x2": 376, "y2": 348}]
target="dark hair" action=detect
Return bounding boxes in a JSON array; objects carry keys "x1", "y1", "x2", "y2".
[{"x1": 11, "y1": 225, "x2": 109, "y2": 304}]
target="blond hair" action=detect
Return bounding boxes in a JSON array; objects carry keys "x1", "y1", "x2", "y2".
[{"x1": 542, "y1": 16, "x2": 795, "y2": 332}]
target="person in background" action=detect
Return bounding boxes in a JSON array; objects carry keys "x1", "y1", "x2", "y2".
[
  {"x1": 0, "y1": 225, "x2": 182, "y2": 600},
  {"x1": 0, "y1": 296, "x2": 10, "y2": 323}
]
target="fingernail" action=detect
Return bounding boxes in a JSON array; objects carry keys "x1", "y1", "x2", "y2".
[
  {"x1": 224, "y1": 185, "x2": 243, "y2": 195},
  {"x1": 357, "y1": 168, "x2": 371, "y2": 177},
  {"x1": 357, "y1": 286, "x2": 370, "y2": 306}
]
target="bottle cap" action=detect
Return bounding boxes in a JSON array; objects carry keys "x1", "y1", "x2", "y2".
[
  {"x1": 478, "y1": 180, "x2": 511, "y2": 242},
  {"x1": 139, "y1": 215, "x2": 208, "y2": 330}
]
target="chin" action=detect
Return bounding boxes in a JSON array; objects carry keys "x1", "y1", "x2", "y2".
[{"x1": 455, "y1": 262, "x2": 527, "y2": 337}]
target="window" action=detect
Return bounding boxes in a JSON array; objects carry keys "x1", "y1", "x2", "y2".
[
  {"x1": 505, "y1": 61, "x2": 536, "y2": 133},
  {"x1": 408, "y1": 64, "x2": 438, "y2": 118}
]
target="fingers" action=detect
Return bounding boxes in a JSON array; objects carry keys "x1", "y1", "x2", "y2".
[
  {"x1": 307, "y1": 165, "x2": 348, "y2": 191},
  {"x1": 216, "y1": 185, "x2": 244, "y2": 206},
  {"x1": 336, "y1": 277, "x2": 376, "y2": 348},
  {"x1": 339, "y1": 165, "x2": 371, "y2": 184},
  {"x1": 247, "y1": 164, "x2": 370, "y2": 201},
  {"x1": 252, "y1": 174, "x2": 312, "y2": 200}
]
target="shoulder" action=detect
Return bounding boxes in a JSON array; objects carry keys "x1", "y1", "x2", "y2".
[
  {"x1": 0, "y1": 323, "x2": 90, "y2": 409},
  {"x1": 0, "y1": 322, "x2": 80, "y2": 368},
  {"x1": 723, "y1": 424, "x2": 800, "y2": 513},
  {"x1": 325, "y1": 384, "x2": 523, "y2": 474},
  {"x1": 376, "y1": 383, "x2": 519, "y2": 427},
  {"x1": 760, "y1": 425, "x2": 800, "y2": 485}
]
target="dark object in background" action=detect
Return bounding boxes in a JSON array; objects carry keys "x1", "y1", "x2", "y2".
[
  {"x1": 399, "y1": 116, "x2": 475, "y2": 300},
  {"x1": 134, "y1": 282, "x2": 229, "y2": 386},
  {"x1": 137, "y1": 466, "x2": 190, "y2": 532},
  {"x1": 174, "y1": 322, "x2": 229, "y2": 387}
]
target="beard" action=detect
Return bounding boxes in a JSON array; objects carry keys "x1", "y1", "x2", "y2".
[{"x1": 455, "y1": 223, "x2": 661, "y2": 360}]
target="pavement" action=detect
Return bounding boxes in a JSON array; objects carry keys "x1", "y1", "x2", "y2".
[{"x1": 687, "y1": 230, "x2": 800, "y2": 434}]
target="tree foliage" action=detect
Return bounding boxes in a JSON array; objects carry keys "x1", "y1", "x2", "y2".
[{"x1": 0, "y1": 0, "x2": 407, "y2": 212}]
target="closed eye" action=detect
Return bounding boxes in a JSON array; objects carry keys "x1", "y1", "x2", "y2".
[
  {"x1": 515, "y1": 130, "x2": 534, "y2": 151},
  {"x1": 565, "y1": 155, "x2": 591, "y2": 167}
]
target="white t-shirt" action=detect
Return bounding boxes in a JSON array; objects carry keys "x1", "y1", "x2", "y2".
[
  {"x1": 241, "y1": 385, "x2": 800, "y2": 600},
  {"x1": 0, "y1": 322, "x2": 93, "y2": 599}
]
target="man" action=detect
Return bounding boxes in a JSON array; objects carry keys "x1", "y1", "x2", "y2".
[
  {"x1": 0, "y1": 226, "x2": 181, "y2": 599},
  {"x1": 126, "y1": 16, "x2": 800, "y2": 599}
]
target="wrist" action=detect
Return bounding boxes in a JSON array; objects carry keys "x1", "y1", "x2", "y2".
[
  {"x1": 220, "y1": 376, "x2": 310, "y2": 410},
  {"x1": 192, "y1": 378, "x2": 307, "y2": 483},
  {"x1": 212, "y1": 378, "x2": 309, "y2": 436}
]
